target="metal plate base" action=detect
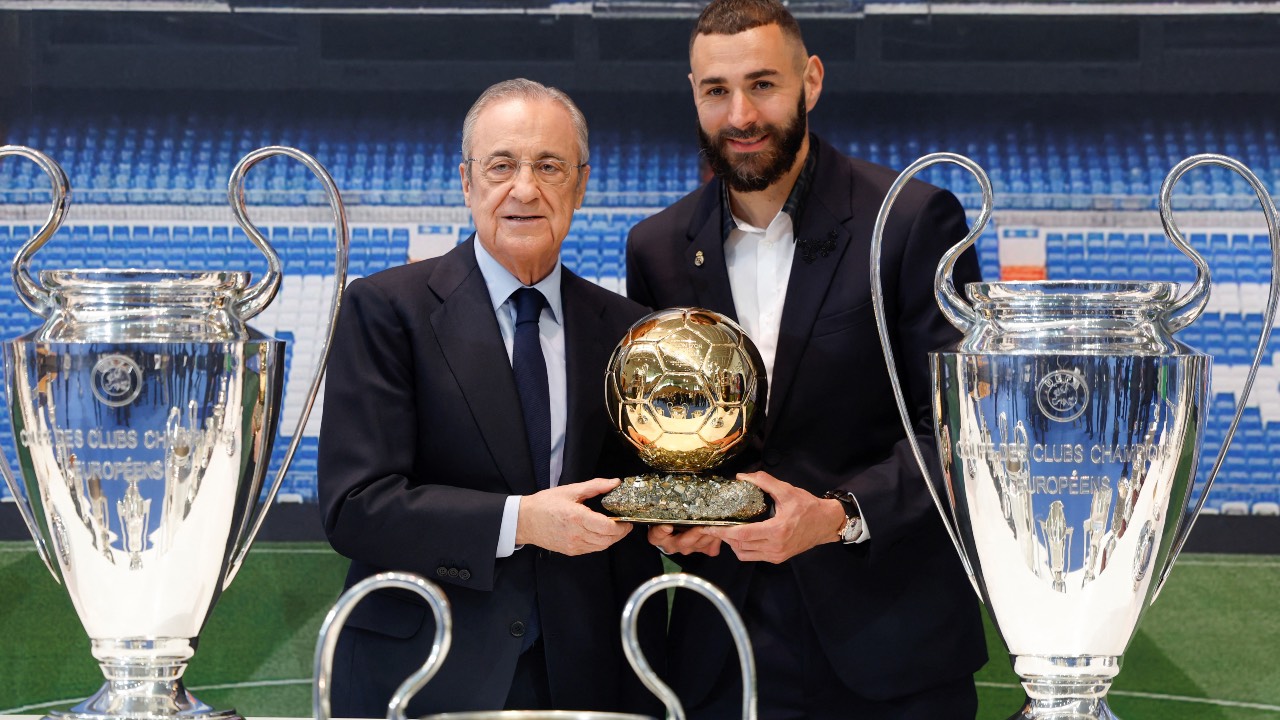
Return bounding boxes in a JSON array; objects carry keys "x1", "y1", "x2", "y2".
[{"x1": 609, "y1": 515, "x2": 752, "y2": 526}]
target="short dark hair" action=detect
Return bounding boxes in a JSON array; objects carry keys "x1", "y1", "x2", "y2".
[{"x1": 689, "y1": 0, "x2": 806, "y2": 53}]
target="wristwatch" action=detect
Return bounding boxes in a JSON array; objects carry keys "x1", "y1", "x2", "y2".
[{"x1": 824, "y1": 490, "x2": 862, "y2": 544}]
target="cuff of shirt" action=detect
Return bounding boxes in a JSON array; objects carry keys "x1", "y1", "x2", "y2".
[
  {"x1": 497, "y1": 495, "x2": 522, "y2": 558},
  {"x1": 847, "y1": 494, "x2": 871, "y2": 544}
]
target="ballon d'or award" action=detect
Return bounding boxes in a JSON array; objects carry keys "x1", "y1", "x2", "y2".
[
  {"x1": 0, "y1": 145, "x2": 349, "y2": 720},
  {"x1": 872, "y1": 152, "x2": 1278, "y2": 720},
  {"x1": 602, "y1": 307, "x2": 766, "y2": 524}
]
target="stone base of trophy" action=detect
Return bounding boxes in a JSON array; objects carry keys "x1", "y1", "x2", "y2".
[
  {"x1": 601, "y1": 473, "x2": 767, "y2": 525},
  {"x1": 48, "y1": 674, "x2": 239, "y2": 720}
]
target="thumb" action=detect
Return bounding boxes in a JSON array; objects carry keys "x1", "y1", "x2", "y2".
[
  {"x1": 570, "y1": 477, "x2": 623, "y2": 501},
  {"x1": 737, "y1": 470, "x2": 784, "y2": 496}
]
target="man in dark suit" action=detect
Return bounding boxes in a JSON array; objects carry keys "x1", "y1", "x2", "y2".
[
  {"x1": 625, "y1": 1, "x2": 988, "y2": 717},
  {"x1": 319, "y1": 78, "x2": 663, "y2": 717}
]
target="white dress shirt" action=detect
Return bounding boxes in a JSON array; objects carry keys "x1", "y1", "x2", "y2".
[
  {"x1": 724, "y1": 210, "x2": 795, "y2": 410},
  {"x1": 722, "y1": 202, "x2": 870, "y2": 544},
  {"x1": 474, "y1": 240, "x2": 567, "y2": 558}
]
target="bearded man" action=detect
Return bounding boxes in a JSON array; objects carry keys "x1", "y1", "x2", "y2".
[{"x1": 624, "y1": 1, "x2": 989, "y2": 717}]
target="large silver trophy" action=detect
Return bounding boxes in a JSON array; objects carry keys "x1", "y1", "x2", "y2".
[
  {"x1": 313, "y1": 572, "x2": 758, "y2": 720},
  {"x1": 871, "y1": 153, "x2": 1279, "y2": 719},
  {"x1": 0, "y1": 145, "x2": 349, "y2": 720}
]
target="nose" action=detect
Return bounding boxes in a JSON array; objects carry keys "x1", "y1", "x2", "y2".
[
  {"x1": 727, "y1": 92, "x2": 759, "y2": 130},
  {"x1": 508, "y1": 162, "x2": 541, "y2": 202}
]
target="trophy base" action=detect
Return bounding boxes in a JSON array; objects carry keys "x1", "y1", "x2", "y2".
[
  {"x1": 1010, "y1": 698, "x2": 1117, "y2": 720},
  {"x1": 1009, "y1": 667, "x2": 1119, "y2": 720},
  {"x1": 601, "y1": 473, "x2": 768, "y2": 525},
  {"x1": 47, "y1": 680, "x2": 241, "y2": 720}
]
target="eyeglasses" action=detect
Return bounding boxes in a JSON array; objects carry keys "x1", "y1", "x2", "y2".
[{"x1": 465, "y1": 155, "x2": 586, "y2": 186}]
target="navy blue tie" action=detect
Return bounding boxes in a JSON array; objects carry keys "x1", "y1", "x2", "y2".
[{"x1": 511, "y1": 287, "x2": 551, "y2": 492}]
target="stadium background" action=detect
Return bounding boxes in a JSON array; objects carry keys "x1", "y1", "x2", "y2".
[{"x1": 1, "y1": 2, "x2": 1279, "y2": 717}]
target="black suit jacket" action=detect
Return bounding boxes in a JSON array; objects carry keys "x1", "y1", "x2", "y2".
[
  {"x1": 318, "y1": 238, "x2": 664, "y2": 716},
  {"x1": 626, "y1": 135, "x2": 988, "y2": 703}
]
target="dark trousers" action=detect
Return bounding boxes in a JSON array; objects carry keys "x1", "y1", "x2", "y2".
[
  {"x1": 691, "y1": 564, "x2": 978, "y2": 720},
  {"x1": 504, "y1": 639, "x2": 553, "y2": 711}
]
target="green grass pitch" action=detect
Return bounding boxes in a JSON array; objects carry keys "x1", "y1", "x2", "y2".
[{"x1": 1, "y1": 542, "x2": 1277, "y2": 718}]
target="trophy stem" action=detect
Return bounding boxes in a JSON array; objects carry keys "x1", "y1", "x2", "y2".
[
  {"x1": 49, "y1": 676, "x2": 240, "y2": 720},
  {"x1": 1010, "y1": 655, "x2": 1121, "y2": 720},
  {"x1": 43, "y1": 640, "x2": 241, "y2": 720}
]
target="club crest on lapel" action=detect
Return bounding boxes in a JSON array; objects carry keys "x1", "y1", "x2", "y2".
[{"x1": 798, "y1": 230, "x2": 839, "y2": 264}]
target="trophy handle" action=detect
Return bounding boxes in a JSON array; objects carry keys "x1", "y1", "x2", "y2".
[
  {"x1": 1156, "y1": 156, "x2": 1220, "y2": 333},
  {"x1": 622, "y1": 573, "x2": 756, "y2": 720},
  {"x1": 869, "y1": 152, "x2": 994, "y2": 594},
  {"x1": 0, "y1": 148, "x2": 65, "y2": 578},
  {"x1": 312, "y1": 572, "x2": 453, "y2": 720},
  {"x1": 906, "y1": 153, "x2": 995, "y2": 334},
  {"x1": 1, "y1": 145, "x2": 71, "y2": 317},
  {"x1": 223, "y1": 146, "x2": 351, "y2": 585},
  {"x1": 1152, "y1": 154, "x2": 1280, "y2": 599}
]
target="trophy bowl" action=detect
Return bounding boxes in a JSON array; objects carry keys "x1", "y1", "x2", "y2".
[
  {"x1": 0, "y1": 145, "x2": 348, "y2": 720},
  {"x1": 871, "y1": 152, "x2": 1280, "y2": 719},
  {"x1": 602, "y1": 307, "x2": 766, "y2": 524}
]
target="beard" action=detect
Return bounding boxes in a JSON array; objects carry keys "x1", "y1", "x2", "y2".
[{"x1": 698, "y1": 92, "x2": 808, "y2": 193}]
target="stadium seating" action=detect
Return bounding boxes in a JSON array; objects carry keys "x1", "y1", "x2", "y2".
[{"x1": 2, "y1": 96, "x2": 1278, "y2": 506}]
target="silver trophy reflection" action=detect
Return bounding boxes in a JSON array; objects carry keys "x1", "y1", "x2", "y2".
[
  {"x1": 871, "y1": 152, "x2": 1279, "y2": 719},
  {"x1": 0, "y1": 145, "x2": 349, "y2": 720}
]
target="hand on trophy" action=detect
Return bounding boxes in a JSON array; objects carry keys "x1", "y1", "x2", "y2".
[
  {"x1": 647, "y1": 524, "x2": 724, "y2": 556},
  {"x1": 703, "y1": 471, "x2": 847, "y2": 564},
  {"x1": 516, "y1": 478, "x2": 635, "y2": 555}
]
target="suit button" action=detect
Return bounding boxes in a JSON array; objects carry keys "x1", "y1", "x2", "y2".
[
  {"x1": 447, "y1": 567, "x2": 459, "y2": 578},
  {"x1": 435, "y1": 567, "x2": 448, "y2": 578},
  {"x1": 509, "y1": 621, "x2": 526, "y2": 637},
  {"x1": 763, "y1": 448, "x2": 785, "y2": 466},
  {"x1": 459, "y1": 569, "x2": 471, "y2": 581}
]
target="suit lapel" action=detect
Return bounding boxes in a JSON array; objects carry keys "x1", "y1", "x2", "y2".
[
  {"x1": 429, "y1": 238, "x2": 537, "y2": 495},
  {"x1": 685, "y1": 179, "x2": 740, "y2": 322},
  {"x1": 560, "y1": 272, "x2": 612, "y2": 486},
  {"x1": 766, "y1": 142, "x2": 855, "y2": 436}
]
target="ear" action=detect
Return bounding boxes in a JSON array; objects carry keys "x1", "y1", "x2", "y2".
[
  {"x1": 459, "y1": 162, "x2": 472, "y2": 207},
  {"x1": 574, "y1": 164, "x2": 591, "y2": 209},
  {"x1": 803, "y1": 55, "x2": 825, "y2": 112},
  {"x1": 687, "y1": 71, "x2": 698, "y2": 101}
]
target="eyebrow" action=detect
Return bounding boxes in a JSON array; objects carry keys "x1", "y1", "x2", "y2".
[
  {"x1": 698, "y1": 68, "x2": 781, "y2": 87},
  {"x1": 484, "y1": 149, "x2": 569, "y2": 162}
]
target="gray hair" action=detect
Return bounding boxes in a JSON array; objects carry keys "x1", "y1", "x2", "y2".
[{"x1": 461, "y1": 78, "x2": 590, "y2": 170}]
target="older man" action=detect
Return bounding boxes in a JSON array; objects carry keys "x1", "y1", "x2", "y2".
[
  {"x1": 625, "y1": 0, "x2": 988, "y2": 717},
  {"x1": 319, "y1": 79, "x2": 663, "y2": 716}
]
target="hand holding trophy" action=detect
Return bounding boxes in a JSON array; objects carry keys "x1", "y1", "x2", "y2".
[{"x1": 0, "y1": 144, "x2": 348, "y2": 720}]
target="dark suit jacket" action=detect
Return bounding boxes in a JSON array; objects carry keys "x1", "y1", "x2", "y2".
[
  {"x1": 318, "y1": 238, "x2": 664, "y2": 716},
  {"x1": 626, "y1": 135, "x2": 988, "y2": 704}
]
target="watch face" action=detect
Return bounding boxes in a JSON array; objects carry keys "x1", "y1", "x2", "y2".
[{"x1": 840, "y1": 516, "x2": 861, "y2": 543}]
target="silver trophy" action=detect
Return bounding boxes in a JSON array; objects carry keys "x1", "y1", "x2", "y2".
[
  {"x1": 313, "y1": 572, "x2": 757, "y2": 720},
  {"x1": 871, "y1": 152, "x2": 1279, "y2": 719},
  {"x1": 0, "y1": 145, "x2": 349, "y2": 720}
]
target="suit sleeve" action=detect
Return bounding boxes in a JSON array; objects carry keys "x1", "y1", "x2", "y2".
[
  {"x1": 837, "y1": 187, "x2": 979, "y2": 555},
  {"x1": 318, "y1": 277, "x2": 508, "y2": 591}
]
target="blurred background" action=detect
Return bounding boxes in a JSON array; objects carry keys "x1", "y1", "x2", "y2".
[{"x1": 1, "y1": 1, "x2": 1279, "y2": 717}]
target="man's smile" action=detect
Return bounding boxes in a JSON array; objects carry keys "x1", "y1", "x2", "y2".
[{"x1": 726, "y1": 134, "x2": 769, "y2": 153}]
